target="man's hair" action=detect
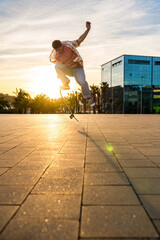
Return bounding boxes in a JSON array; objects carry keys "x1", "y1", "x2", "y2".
[{"x1": 52, "y1": 40, "x2": 62, "y2": 49}]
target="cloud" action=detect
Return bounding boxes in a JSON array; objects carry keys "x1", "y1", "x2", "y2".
[{"x1": 0, "y1": 51, "x2": 49, "y2": 58}]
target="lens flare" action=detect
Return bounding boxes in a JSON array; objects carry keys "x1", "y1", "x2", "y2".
[{"x1": 107, "y1": 145, "x2": 113, "y2": 152}]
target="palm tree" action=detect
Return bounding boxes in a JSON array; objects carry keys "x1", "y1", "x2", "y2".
[
  {"x1": 66, "y1": 91, "x2": 77, "y2": 113},
  {"x1": 77, "y1": 89, "x2": 86, "y2": 113},
  {"x1": 100, "y1": 82, "x2": 109, "y2": 113},
  {"x1": 90, "y1": 84, "x2": 101, "y2": 114},
  {"x1": 96, "y1": 87, "x2": 101, "y2": 113},
  {"x1": 0, "y1": 97, "x2": 10, "y2": 112},
  {"x1": 13, "y1": 88, "x2": 31, "y2": 113},
  {"x1": 30, "y1": 94, "x2": 51, "y2": 113}
]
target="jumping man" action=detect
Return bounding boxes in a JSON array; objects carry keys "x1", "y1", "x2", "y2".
[{"x1": 49, "y1": 21, "x2": 95, "y2": 107}]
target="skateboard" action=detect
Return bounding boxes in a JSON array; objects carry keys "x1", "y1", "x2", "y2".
[{"x1": 59, "y1": 88, "x2": 79, "y2": 122}]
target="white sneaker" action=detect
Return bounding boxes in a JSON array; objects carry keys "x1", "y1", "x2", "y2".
[
  {"x1": 60, "y1": 80, "x2": 70, "y2": 90},
  {"x1": 79, "y1": 102, "x2": 84, "y2": 106},
  {"x1": 88, "y1": 98, "x2": 95, "y2": 107}
]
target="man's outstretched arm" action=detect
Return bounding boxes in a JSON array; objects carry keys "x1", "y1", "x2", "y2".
[{"x1": 77, "y1": 21, "x2": 91, "y2": 45}]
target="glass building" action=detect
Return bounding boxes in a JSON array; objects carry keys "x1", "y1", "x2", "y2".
[{"x1": 101, "y1": 55, "x2": 160, "y2": 114}]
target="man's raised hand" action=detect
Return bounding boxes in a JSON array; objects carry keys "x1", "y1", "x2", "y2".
[{"x1": 86, "y1": 21, "x2": 91, "y2": 31}]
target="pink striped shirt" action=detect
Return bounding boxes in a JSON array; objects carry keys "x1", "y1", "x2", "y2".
[{"x1": 49, "y1": 40, "x2": 83, "y2": 68}]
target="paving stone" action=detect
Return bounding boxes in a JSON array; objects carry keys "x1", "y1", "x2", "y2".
[
  {"x1": 87, "y1": 141, "x2": 106, "y2": 147},
  {"x1": 80, "y1": 238, "x2": 159, "y2": 240},
  {"x1": 139, "y1": 195, "x2": 160, "y2": 219},
  {"x1": 86, "y1": 150, "x2": 111, "y2": 156},
  {"x1": 115, "y1": 153, "x2": 146, "y2": 160},
  {"x1": 131, "y1": 143, "x2": 154, "y2": 147},
  {"x1": 19, "y1": 142, "x2": 41, "y2": 148},
  {"x1": 130, "y1": 178, "x2": 160, "y2": 194},
  {"x1": 137, "y1": 148, "x2": 160, "y2": 155},
  {"x1": 86, "y1": 151, "x2": 114, "y2": 158},
  {"x1": 21, "y1": 157, "x2": 52, "y2": 165},
  {"x1": 148, "y1": 155, "x2": 160, "y2": 162},
  {"x1": 0, "y1": 168, "x2": 9, "y2": 176},
  {"x1": 154, "y1": 220, "x2": 160, "y2": 234},
  {"x1": 0, "y1": 159, "x2": 21, "y2": 167},
  {"x1": 50, "y1": 159, "x2": 84, "y2": 168},
  {"x1": 80, "y1": 206, "x2": 158, "y2": 238},
  {"x1": 119, "y1": 159, "x2": 156, "y2": 168},
  {"x1": 112, "y1": 147, "x2": 137, "y2": 153},
  {"x1": 64, "y1": 143, "x2": 85, "y2": 149},
  {"x1": 54, "y1": 154, "x2": 85, "y2": 160},
  {"x1": 29, "y1": 152, "x2": 55, "y2": 158},
  {"x1": 103, "y1": 137, "x2": 124, "y2": 141},
  {"x1": 0, "y1": 149, "x2": 8, "y2": 154},
  {"x1": 0, "y1": 143, "x2": 19, "y2": 149},
  {"x1": 43, "y1": 167, "x2": 83, "y2": 179},
  {"x1": 7, "y1": 163, "x2": 49, "y2": 173},
  {"x1": 86, "y1": 155, "x2": 117, "y2": 164},
  {"x1": 148, "y1": 156, "x2": 160, "y2": 167},
  {"x1": 153, "y1": 162, "x2": 160, "y2": 168},
  {"x1": 37, "y1": 145, "x2": 62, "y2": 151},
  {"x1": 0, "y1": 206, "x2": 19, "y2": 232},
  {"x1": 84, "y1": 172, "x2": 129, "y2": 185},
  {"x1": 87, "y1": 136, "x2": 105, "y2": 141},
  {"x1": 0, "y1": 217, "x2": 79, "y2": 240},
  {"x1": 17, "y1": 194, "x2": 81, "y2": 219},
  {"x1": 59, "y1": 148, "x2": 85, "y2": 154},
  {"x1": 1, "y1": 114, "x2": 160, "y2": 239},
  {"x1": 86, "y1": 145, "x2": 110, "y2": 152},
  {"x1": 32, "y1": 178, "x2": 83, "y2": 194},
  {"x1": 0, "y1": 151, "x2": 33, "y2": 161},
  {"x1": 0, "y1": 172, "x2": 42, "y2": 185},
  {"x1": 0, "y1": 186, "x2": 32, "y2": 204},
  {"x1": 67, "y1": 137, "x2": 86, "y2": 142},
  {"x1": 107, "y1": 141, "x2": 129, "y2": 146},
  {"x1": 83, "y1": 186, "x2": 140, "y2": 205},
  {"x1": 124, "y1": 168, "x2": 160, "y2": 178},
  {"x1": 85, "y1": 163, "x2": 122, "y2": 173}
]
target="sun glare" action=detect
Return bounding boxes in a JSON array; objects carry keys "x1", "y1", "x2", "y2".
[
  {"x1": 32, "y1": 66, "x2": 61, "y2": 99},
  {"x1": 31, "y1": 65, "x2": 75, "y2": 99}
]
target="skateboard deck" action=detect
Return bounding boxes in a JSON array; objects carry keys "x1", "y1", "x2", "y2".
[{"x1": 59, "y1": 89, "x2": 79, "y2": 122}]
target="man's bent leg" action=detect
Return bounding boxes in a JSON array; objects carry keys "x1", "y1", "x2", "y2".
[
  {"x1": 55, "y1": 63, "x2": 73, "y2": 86},
  {"x1": 73, "y1": 67, "x2": 91, "y2": 99}
]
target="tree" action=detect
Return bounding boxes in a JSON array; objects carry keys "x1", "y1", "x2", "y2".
[
  {"x1": 77, "y1": 89, "x2": 86, "y2": 113},
  {"x1": 30, "y1": 94, "x2": 51, "y2": 113},
  {"x1": 90, "y1": 84, "x2": 101, "y2": 114},
  {"x1": 0, "y1": 97, "x2": 10, "y2": 112},
  {"x1": 100, "y1": 82, "x2": 109, "y2": 113},
  {"x1": 66, "y1": 91, "x2": 77, "y2": 113},
  {"x1": 13, "y1": 89, "x2": 31, "y2": 113}
]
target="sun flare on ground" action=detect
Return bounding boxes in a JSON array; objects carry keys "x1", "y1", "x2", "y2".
[{"x1": 31, "y1": 65, "x2": 74, "y2": 99}]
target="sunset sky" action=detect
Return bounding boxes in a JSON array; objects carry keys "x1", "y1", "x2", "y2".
[{"x1": 1, "y1": 0, "x2": 160, "y2": 99}]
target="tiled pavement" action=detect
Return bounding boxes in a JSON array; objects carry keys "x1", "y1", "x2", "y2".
[{"x1": 0, "y1": 114, "x2": 160, "y2": 240}]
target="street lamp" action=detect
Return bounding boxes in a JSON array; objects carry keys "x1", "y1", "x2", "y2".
[{"x1": 141, "y1": 76, "x2": 144, "y2": 114}]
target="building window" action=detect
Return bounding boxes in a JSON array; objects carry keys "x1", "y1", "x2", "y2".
[
  {"x1": 154, "y1": 61, "x2": 160, "y2": 66},
  {"x1": 128, "y1": 59, "x2": 150, "y2": 65}
]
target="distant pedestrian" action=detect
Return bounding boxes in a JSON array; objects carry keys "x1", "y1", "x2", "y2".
[{"x1": 49, "y1": 21, "x2": 95, "y2": 107}]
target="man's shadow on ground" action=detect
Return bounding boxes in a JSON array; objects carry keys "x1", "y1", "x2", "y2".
[{"x1": 78, "y1": 129, "x2": 122, "y2": 172}]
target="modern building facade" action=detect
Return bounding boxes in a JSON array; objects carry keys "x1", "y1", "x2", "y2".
[{"x1": 101, "y1": 55, "x2": 160, "y2": 114}]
